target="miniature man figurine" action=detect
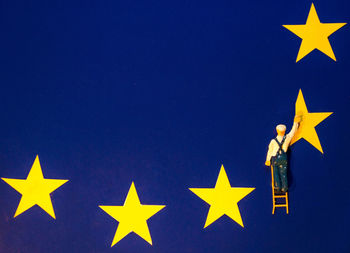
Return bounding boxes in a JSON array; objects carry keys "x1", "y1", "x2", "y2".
[{"x1": 265, "y1": 115, "x2": 302, "y2": 193}]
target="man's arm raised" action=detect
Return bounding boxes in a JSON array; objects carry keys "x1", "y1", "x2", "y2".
[{"x1": 287, "y1": 114, "x2": 302, "y2": 140}]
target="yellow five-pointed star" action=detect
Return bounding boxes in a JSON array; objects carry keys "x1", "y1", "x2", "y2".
[
  {"x1": 290, "y1": 89, "x2": 332, "y2": 153},
  {"x1": 1, "y1": 155, "x2": 68, "y2": 219},
  {"x1": 189, "y1": 165, "x2": 255, "y2": 228},
  {"x1": 99, "y1": 182, "x2": 165, "y2": 247},
  {"x1": 283, "y1": 3, "x2": 346, "y2": 62}
]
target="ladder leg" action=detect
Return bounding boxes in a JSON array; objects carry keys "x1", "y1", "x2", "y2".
[{"x1": 271, "y1": 165, "x2": 275, "y2": 215}]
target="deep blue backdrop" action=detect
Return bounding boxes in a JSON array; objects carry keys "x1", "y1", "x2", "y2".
[{"x1": 0, "y1": 0, "x2": 349, "y2": 252}]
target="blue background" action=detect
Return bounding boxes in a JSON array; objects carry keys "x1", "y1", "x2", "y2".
[{"x1": 0, "y1": 0, "x2": 349, "y2": 252}]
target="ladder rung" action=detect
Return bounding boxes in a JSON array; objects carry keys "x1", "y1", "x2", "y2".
[
  {"x1": 273, "y1": 195, "x2": 287, "y2": 198},
  {"x1": 275, "y1": 204, "x2": 287, "y2": 207}
]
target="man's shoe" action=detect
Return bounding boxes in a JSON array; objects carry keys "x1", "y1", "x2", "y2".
[
  {"x1": 274, "y1": 189, "x2": 282, "y2": 194},
  {"x1": 281, "y1": 188, "x2": 287, "y2": 193}
]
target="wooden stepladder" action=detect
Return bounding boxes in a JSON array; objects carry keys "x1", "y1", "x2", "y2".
[{"x1": 271, "y1": 165, "x2": 289, "y2": 214}]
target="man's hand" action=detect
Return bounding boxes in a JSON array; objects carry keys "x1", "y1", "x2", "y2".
[
  {"x1": 294, "y1": 114, "x2": 302, "y2": 123},
  {"x1": 265, "y1": 160, "x2": 270, "y2": 166}
]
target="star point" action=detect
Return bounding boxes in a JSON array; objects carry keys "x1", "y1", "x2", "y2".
[
  {"x1": 189, "y1": 165, "x2": 255, "y2": 228},
  {"x1": 99, "y1": 182, "x2": 165, "y2": 247},
  {"x1": 1, "y1": 155, "x2": 68, "y2": 219},
  {"x1": 291, "y1": 89, "x2": 333, "y2": 153},
  {"x1": 283, "y1": 3, "x2": 346, "y2": 62}
]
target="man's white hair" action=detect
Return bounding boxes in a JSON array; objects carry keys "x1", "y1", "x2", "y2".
[{"x1": 276, "y1": 124, "x2": 286, "y2": 132}]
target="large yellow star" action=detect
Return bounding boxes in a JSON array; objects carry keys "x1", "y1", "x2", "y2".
[
  {"x1": 99, "y1": 182, "x2": 165, "y2": 247},
  {"x1": 189, "y1": 165, "x2": 255, "y2": 228},
  {"x1": 283, "y1": 3, "x2": 346, "y2": 62},
  {"x1": 290, "y1": 89, "x2": 332, "y2": 153},
  {"x1": 1, "y1": 155, "x2": 68, "y2": 219}
]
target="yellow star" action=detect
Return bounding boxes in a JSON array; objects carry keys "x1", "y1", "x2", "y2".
[
  {"x1": 290, "y1": 89, "x2": 333, "y2": 153},
  {"x1": 189, "y1": 165, "x2": 255, "y2": 228},
  {"x1": 1, "y1": 155, "x2": 68, "y2": 219},
  {"x1": 99, "y1": 182, "x2": 165, "y2": 247},
  {"x1": 283, "y1": 3, "x2": 346, "y2": 62}
]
